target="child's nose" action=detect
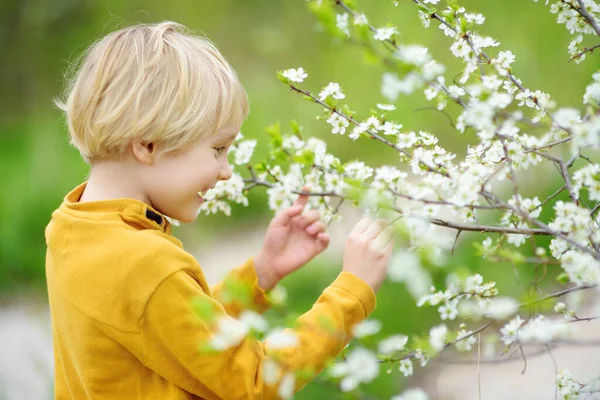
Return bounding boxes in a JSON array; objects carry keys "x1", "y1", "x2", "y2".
[{"x1": 218, "y1": 161, "x2": 232, "y2": 181}]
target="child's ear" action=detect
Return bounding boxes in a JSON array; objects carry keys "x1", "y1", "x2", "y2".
[{"x1": 131, "y1": 141, "x2": 155, "y2": 165}]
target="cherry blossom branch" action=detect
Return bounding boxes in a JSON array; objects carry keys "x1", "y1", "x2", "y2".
[
  {"x1": 575, "y1": 0, "x2": 600, "y2": 37},
  {"x1": 569, "y1": 43, "x2": 600, "y2": 62},
  {"x1": 408, "y1": 0, "x2": 573, "y2": 136},
  {"x1": 287, "y1": 84, "x2": 452, "y2": 177}
]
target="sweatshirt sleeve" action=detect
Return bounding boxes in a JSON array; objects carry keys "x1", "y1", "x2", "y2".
[
  {"x1": 139, "y1": 269, "x2": 376, "y2": 400},
  {"x1": 210, "y1": 257, "x2": 272, "y2": 317}
]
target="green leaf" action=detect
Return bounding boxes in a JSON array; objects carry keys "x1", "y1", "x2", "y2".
[
  {"x1": 289, "y1": 119, "x2": 302, "y2": 135},
  {"x1": 191, "y1": 296, "x2": 216, "y2": 323},
  {"x1": 556, "y1": 272, "x2": 570, "y2": 284},
  {"x1": 253, "y1": 162, "x2": 267, "y2": 173},
  {"x1": 276, "y1": 71, "x2": 289, "y2": 85}
]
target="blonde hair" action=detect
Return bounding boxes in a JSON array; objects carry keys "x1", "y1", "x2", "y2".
[{"x1": 56, "y1": 21, "x2": 249, "y2": 164}]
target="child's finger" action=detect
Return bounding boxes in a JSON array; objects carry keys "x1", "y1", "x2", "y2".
[
  {"x1": 349, "y1": 217, "x2": 373, "y2": 236},
  {"x1": 306, "y1": 221, "x2": 325, "y2": 235},
  {"x1": 298, "y1": 210, "x2": 321, "y2": 228},
  {"x1": 362, "y1": 219, "x2": 389, "y2": 241},
  {"x1": 292, "y1": 185, "x2": 311, "y2": 209},
  {"x1": 316, "y1": 232, "x2": 330, "y2": 250},
  {"x1": 271, "y1": 204, "x2": 303, "y2": 227}
]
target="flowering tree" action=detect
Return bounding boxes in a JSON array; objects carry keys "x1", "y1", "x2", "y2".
[{"x1": 197, "y1": 0, "x2": 600, "y2": 398}]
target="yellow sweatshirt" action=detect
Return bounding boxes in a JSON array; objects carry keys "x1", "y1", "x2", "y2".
[{"x1": 45, "y1": 182, "x2": 377, "y2": 400}]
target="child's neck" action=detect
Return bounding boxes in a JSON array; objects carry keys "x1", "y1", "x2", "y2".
[{"x1": 79, "y1": 161, "x2": 149, "y2": 205}]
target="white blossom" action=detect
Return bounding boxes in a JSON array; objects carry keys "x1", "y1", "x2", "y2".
[
  {"x1": 388, "y1": 250, "x2": 432, "y2": 299},
  {"x1": 378, "y1": 334, "x2": 409, "y2": 355},
  {"x1": 374, "y1": 27, "x2": 398, "y2": 41},
  {"x1": 239, "y1": 310, "x2": 268, "y2": 333},
  {"x1": 262, "y1": 359, "x2": 280, "y2": 385},
  {"x1": 265, "y1": 329, "x2": 299, "y2": 349},
  {"x1": 232, "y1": 139, "x2": 256, "y2": 165},
  {"x1": 376, "y1": 103, "x2": 396, "y2": 111},
  {"x1": 199, "y1": 172, "x2": 248, "y2": 216},
  {"x1": 336, "y1": 13, "x2": 350, "y2": 37},
  {"x1": 354, "y1": 13, "x2": 368, "y2": 26},
  {"x1": 500, "y1": 315, "x2": 524, "y2": 345},
  {"x1": 455, "y1": 329, "x2": 477, "y2": 352},
  {"x1": 344, "y1": 161, "x2": 374, "y2": 181},
  {"x1": 329, "y1": 348, "x2": 379, "y2": 391},
  {"x1": 278, "y1": 372, "x2": 295, "y2": 399},
  {"x1": 429, "y1": 324, "x2": 448, "y2": 352},
  {"x1": 281, "y1": 67, "x2": 307, "y2": 83},
  {"x1": 392, "y1": 388, "x2": 429, "y2": 400},
  {"x1": 209, "y1": 317, "x2": 248, "y2": 350},
  {"x1": 352, "y1": 319, "x2": 382, "y2": 338},
  {"x1": 583, "y1": 72, "x2": 600, "y2": 105},
  {"x1": 319, "y1": 82, "x2": 346, "y2": 101},
  {"x1": 380, "y1": 121, "x2": 403, "y2": 136},
  {"x1": 398, "y1": 359, "x2": 414, "y2": 377},
  {"x1": 418, "y1": 11, "x2": 431, "y2": 28},
  {"x1": 556, "y1": 369, "x2": 582, "y2": 399},
  {"x1": 484, "y1": 297, "x2": 519, "y2": 320},
  {"x1": 396, "y1": 45, "x2": 432, "y2": 65},
  {"x1": 326, "y1": 112, "x2": 349, "y2": 135}
]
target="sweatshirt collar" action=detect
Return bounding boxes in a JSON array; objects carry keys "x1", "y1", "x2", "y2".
[{"x1": 60, "y1": 182, "x2": 172, "y2": 234}]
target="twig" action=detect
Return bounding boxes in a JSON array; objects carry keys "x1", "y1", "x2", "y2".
[
  {"x1": 520, "y1": 284, "x2": 597, "y2": 309},
  {"x1": 518, "y1": 344, "x2": 527, "y2": 374},
  {"x1": 477, "y1": 333, "x2": 482, "y2": 400},
  {"x1": 569, "y1": 43, "x2": 600, "y2": 62}
]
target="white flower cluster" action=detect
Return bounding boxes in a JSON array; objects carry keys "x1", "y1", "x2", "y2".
[
  {"x1": 455, "y1": 326, "x2": 478, "y2": 352},
  {"x1": 329, "y1": 347, "x2": 379, "y2": 391},
  {"x1": 534, "y1": 0, "x2": 600, "y2": 62},
  {"x1": 548, "y1": 201, "x2": 594, "y2": 261},
  {"x1": 500, "y1": 315, "x2": 573, "y2": 345},
  {"x1": 418, "y1": 274, "x2": 498, "y2": 321},
  {"x1": 387, "y1": 250, "x2": 432, "y2": 299},
  {"x1": 378, "y1": 334, "x2": 408, "y2": 355},
  {"x1": 208, "y1": 312, "x2": 299, "y2": 351},
  {"x1": 319, "y1": 82, "x2": 346, "y2": 102},
  {"x1": 231, "y1": 139, "x2": 257, "y2": 166},
  {"x1": 573, "y1": 163, "x2": 600, "y2": 201},
  {"x1": 583, "y1": 71, "x2": 600, "y2": 106},
  {"x1": 500, "y1": 195, "x2": 542, "y2": 247},
  {"x1": 264, "y1": 135, "x2": 346, "y2": 221},
  {"x1": 374, "y1": 26, "x2": 398, "y2": 41},
  {"x1": 556, "y1": 369, "x2": 583, "y2": 399},
  {"x1": 281, "y1": 67, "x2": 307, "y2": 83},
  {"x1": 351, "y1": 319, "x2": 382, "y2": 338},
  {"x1": 429, "y1": 324, "x2": 448, "y2": 353},
  {"x1": 559, "y1": 250, "x2": 600, "y2": 286},
  {"x1": 198, "y1": 172, "x2": 248, "y2": 216},
  {"x1": 556, "y1": 368, "x2": 600, "y2": 400}
]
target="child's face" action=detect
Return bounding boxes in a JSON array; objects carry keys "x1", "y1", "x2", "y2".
[{"x1": 144, "y1": 124, "x2": 240, "y2": 223}]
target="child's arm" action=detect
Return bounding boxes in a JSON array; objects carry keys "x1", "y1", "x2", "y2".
[
  {"x1": 211, "y1": 257, "x2": 272, "y2": 318},
  {"x1": 140, "y1": 267, "x2": 375, "y2": 399},
  {"x1": 140, "y1": 217, "x2": 393, "y2": 399}
]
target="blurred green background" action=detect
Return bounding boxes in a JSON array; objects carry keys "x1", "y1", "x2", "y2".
[{"x1": 0, "y1": 0, "x2": 597, "y2": 398}]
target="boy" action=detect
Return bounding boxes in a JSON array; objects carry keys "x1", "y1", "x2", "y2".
[{"x1": 46, "y1": 21, "x2": 395, "y2": 399}]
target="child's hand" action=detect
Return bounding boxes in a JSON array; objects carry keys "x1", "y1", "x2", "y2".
[
  {"x1": 254, "y1": 186, "x2": 330, "y2": 291},
  {"x1": 342, "y1": 217, "x2": 395, "y2": 293}
]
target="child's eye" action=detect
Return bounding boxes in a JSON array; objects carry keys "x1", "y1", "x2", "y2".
[{"x1": 214, "y1": 146, "x2": 227, "y2": 154}]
